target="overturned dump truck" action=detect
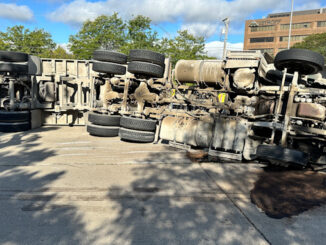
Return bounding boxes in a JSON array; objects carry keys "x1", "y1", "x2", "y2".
[
  {"x1": 160, "y1": 49, "x2": 326, "y2": 169},
  {"x1": 1, "y1": 48, "x2": 326, "y2": 169}
]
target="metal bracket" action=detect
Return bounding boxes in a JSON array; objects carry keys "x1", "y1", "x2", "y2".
[
  {"x1": 168, "y1": 141, "x2": 191, "y2": 151},
  {"x1": 208, "y1": 148, "x2": 243, "y2": 161}
]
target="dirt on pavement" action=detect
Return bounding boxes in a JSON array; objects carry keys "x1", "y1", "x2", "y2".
[{"x1": 250, "y1": 168, "x2": 326, "y2": 219}]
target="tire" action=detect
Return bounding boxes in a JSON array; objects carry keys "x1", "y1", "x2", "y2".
[
  {"x1": 88, "y1": 112, "x2": 120, "y2": 126},
  {"x1": 129, "y1": 49, "x2": 165, "y2": 66},
  {"x1": 93, "y1": 50, "x2": 127, "y2": 64},
  {"x1": 92, "y1": 62, "x2": 126, "y2": 75},
  {"x1": 0, "y1": 63, "x2": 28, "y2": 74},
  {"x1": 256, "y1": 145, "x2": 309, "y2": 167},
  {"x1": 274, "y1": 49, "x2": 324, "y2": 75},
  {"x1": 86, "y1": 123, "x2": 119, "y2": 137},
  {"x1": 0, "y1": 122, "x2": 30, "y2": 132},
  {"x1": 128, "y1": 61, "x2": 164, "y2": 78},
  {"x1": 0, "y1": 111, "x2": 30, "y2": 123},
  {"x1": 120, "y1": 116, "x2": 157, "y2": 132},
  {"x1": 119, "y1": 128, "x2": 155, "y2": 143},
  {"x1": 0, "y1": 51, "x2": 28, "y2": 62},
  {"x1": 266, "y1": 69, "x2": 293, "y2": 83}
]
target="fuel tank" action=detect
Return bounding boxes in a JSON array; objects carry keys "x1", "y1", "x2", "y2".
[
  {"x1": 160, "y1": 116, "x2": 214, "y2": 147},
  {"x1": 211, "y1": 117, "x2": 248, "y2": 153},
  {"x1": 175, "y1": 60, "x2": 225, "y2": 84}
]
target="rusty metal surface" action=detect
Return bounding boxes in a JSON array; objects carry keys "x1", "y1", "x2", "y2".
[{"x1": 297, "y1": 103, "x2": 326, "y2": 121}]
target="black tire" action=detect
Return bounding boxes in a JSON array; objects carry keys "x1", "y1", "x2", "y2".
[
  {"x1": 0, "y1": 122, "x2": 30, "y2": 132},
  {"x1": 274, "y1": 49, "x2": 324, "y2": 75},
  {"x1": 129, "y1": 49, "x2": 165, "y2": 66},
  {"x1": 0, "y1": 51, "x2": 28, "y2": 62},
  {"x1": 128, "y1": 61, "x2": 164, "y2": 78},
  {"x1": 86, "y1": 123, "x2": 119, "y2": 137},
  {"x1": 92, "y1": 62, "x2": 126, "y2": 75},
  {"x1": 0, "y1": 111, "x2": 30, "y2": 123},
  {"x1": 88, "y1": 112, "x2": 120, "y2": 126},
  {"x1": 120, "y1": 116, "x2": 157, "y2": 132},
  {"x1": 0, "y1": 63, "x2": 28, "y2": 74},
  {"x1": 93, "y1": 50, "x2": 127, "y2": 64},
  {"x1": 256, "y1": 145, "x2": 309, "y2": 167},
  {"x1": 266, "y1": 69, "x2": 293, "y2": 83},
  {"x1": 119, "y1": 128, "x2": 155, "y2": 143}
]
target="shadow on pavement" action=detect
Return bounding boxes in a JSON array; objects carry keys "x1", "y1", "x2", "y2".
[
  {"x1": 102, "y1": 150, "x2": 268, "y2": 244},
  {"x1": 0, "y1": 127, "x2": 88, "y2": 244}
]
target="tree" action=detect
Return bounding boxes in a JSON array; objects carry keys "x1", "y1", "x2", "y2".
[
  {"x1": 68, "y1": 14, "x2": 209, "y2": 65},
  {"x1": 292, "y1": 33, "x2": 326, "y2": 58},
  {"x1": 159, "y1": 30, "x2": 209, "y2": 66},
  {"x1": 0, "y1": 25, "x2": 56, "y2": 57},
  {"x1": 69, "y1": 13, "x2": 126, "y2": 59},
  {"x1": 120, "y1": 15, "x2": 159, "y2": 53},
  {"x1": 48, "y1": 46, "x2": 75, "y2": 59}
]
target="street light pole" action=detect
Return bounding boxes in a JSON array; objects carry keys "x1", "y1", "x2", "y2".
[
  {"x1": 287, "y1": 0, "x2": 295, "y2": 49},
  {"x1": 222, "y1": 18, "x2": 230, "y2": 60}
]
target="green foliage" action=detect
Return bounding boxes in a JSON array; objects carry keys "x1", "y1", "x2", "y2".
[
  {"x1": 69, "y1": 13, "x2": 126, "y2": 59},
  {"x1": 120, "y1": 15, "x2": 159, "y2": 53},
  {"x1": 69, "y1": 14, "x2": 208, "y2": 65},
  {"x1": 292, "y1": 33, "x2": 326, "y2": 58},
  {"x1": 48, "y1": 46, "x2": 75, "y2": 59},
  {"x1": 159, "y1": 30, "x2": 209, "y2": 66},
  {"x1": 0, "y1": 25, "x2": 56, "y2": 57},
  {"x1": 0, "y1": 14, "x2": 210, "y2": 64}
]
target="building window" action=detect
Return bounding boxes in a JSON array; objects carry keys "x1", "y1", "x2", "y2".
[
  {"x1": 280, "y1": 22, "x2": 311, "y2": 30},
  {"x1": 317, "y1": 21, "x2": 326, "y2": 27},
  {"x1": 280, "y1": 35, "x2": 308, "y2": 42},
  {"x1": 250, "y1": 37, "x2": 274, "y2": 43},
  {"x1": 250, "y1": 25, "x2": 275, "y2": 32}
]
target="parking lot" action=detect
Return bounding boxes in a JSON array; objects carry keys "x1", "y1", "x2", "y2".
[{"x1": 0, "y1": 126, "x2": 325, "y2": 245}]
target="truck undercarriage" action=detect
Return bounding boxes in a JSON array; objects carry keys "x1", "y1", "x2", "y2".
[{"x1": 1, "y1": 48, "x2": 325, "y2": 170}]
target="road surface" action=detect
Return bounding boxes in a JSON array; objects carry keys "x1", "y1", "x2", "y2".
[{"x1": 0, "y1": 126, "x2": 325, "y2": 244}]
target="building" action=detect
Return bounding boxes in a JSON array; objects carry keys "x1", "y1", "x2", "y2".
[{"x1": 244, "y1": 8, "x2": 326, "y2": 56}]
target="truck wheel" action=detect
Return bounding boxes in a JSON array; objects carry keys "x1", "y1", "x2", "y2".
[
  {"x1": 93, "y1": 50, "x2": 127, "y2": 64},
  {"x1": 128, "y1": 61, "x2": 164, "y2": 78},
  {"x1": 274, "y1": 49, "x2": 324, "y2": 75},
  {"x1": 0, "y1": 111, "x2": 31, "y2": 132},
  {"x1": 88, "y1": 112, "x2": 120, "y2": 126},
  {"x1": 0, "y1": 51, "x2": 28, "y2": 62},
  {"x1": 86, "y1": 123, "x2": 119, "y2": 137},
  {"x1": 120, "y1": 116, "x2": 157, "y2": 132},
  {"x1": 0, "y1": 111, "x2": 30, "y2": 123},
  {"x1": 119, "y1": 128, "x2": 155, "y2": 143},
  {"x1": 256, "y1": 145, "x2": 309, "y2": 167},
  {"x1": 0, "y1": 63, "x2": 28, "y2": 74},
  {"x1": 129, "y1": 49, "x2": 165, "y2": 66},
  {"x1": 92, "y1": 62, "x2": 126, "y2": 75},
  {"x1": 0, "y1": 122, "x2": 30, "y2": 132}
]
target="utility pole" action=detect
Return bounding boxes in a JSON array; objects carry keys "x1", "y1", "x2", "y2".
[
  {"x1": 222, "y1": 18, "x2": 230, "y2": 60},
  {"x1": 287, "y1": 0, "x2": 294, "y2": 49}
]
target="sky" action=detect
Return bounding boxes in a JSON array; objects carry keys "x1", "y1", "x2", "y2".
[{"x1": 0, "y1": 0, "x2": 325, "y2": 58}]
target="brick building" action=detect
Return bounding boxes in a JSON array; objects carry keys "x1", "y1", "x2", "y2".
[{"x1": 244, "y1": 8, "x2": 326, "y2": 56}]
